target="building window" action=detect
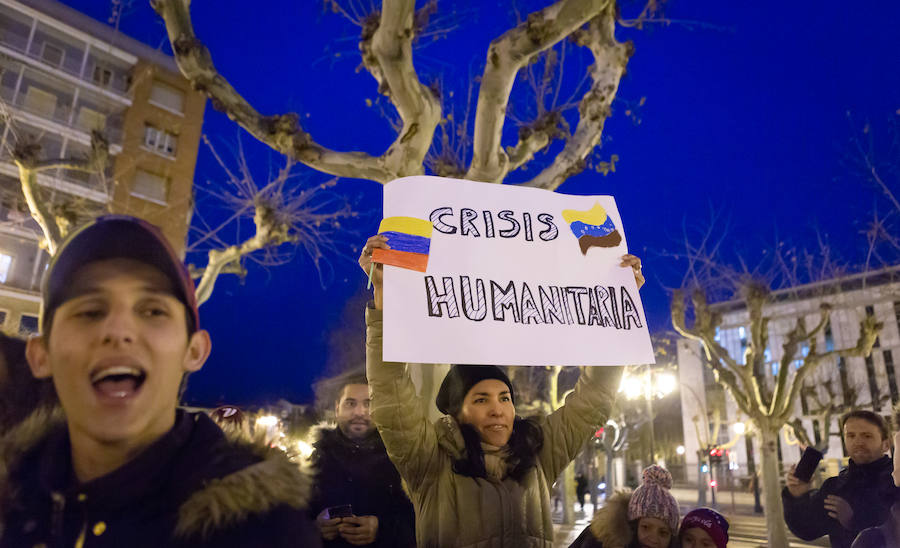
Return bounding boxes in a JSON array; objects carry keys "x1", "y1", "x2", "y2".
[
  {"x1": 885, "y1": 350, "x2": 898, "y2": 404},
  {"x1": 131, "y1": 169, "x2": 168, "y2": 204},
  {"x1": 143, "y1": 125, "x2": 177, "y2": 158},
  {"x1": 894, "y1": 301, "x2": 900, "y2": 336},
  {"x1": 19, "y1": 314, "x2": 38, "y2": 336},
  {"x1": 0, "y1": 252, "x2": 12, "y2": 283},
  {"x1": 149, "y1": 81, "x2": 185, "y2": 114},
  {"x1": 812, "y1": 419, "x2": 822, "y2": 446},
  {"x1": 739, "y1": 326, "x2": 748, "y2": 365},
  {"x1": 837, "y1": 357, "x2": 851, "y2": 407},
  {"x1": 825, "y1": 321, "x2": 835, "y2": 352},
  {"x1": 23, "y1": 86, "x2": 58, "y2": 117},
  {"x1": 866, "y1": 354, "x2": 880, "y2": 410},
  {"x1": 92, "y1": 64, "x2": 112, "y2": 88},
  {"x1": 41, "y1": 42, "x2": 64, "y2": 67}
]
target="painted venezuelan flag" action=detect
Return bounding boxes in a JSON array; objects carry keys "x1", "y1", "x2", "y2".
[{"x1": 372, "y1": 216, "x2": 433, "y2": 272}]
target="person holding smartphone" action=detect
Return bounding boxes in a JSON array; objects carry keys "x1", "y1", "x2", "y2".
[
  {"x1": 782, "y1": 410, "x2": 898, "y2": 548},
  {"x1": 309, "y1": 374, "x2": 415, "y2": 547}
]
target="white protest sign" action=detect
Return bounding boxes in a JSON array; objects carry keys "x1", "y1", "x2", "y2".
[{"x1": 381, "y1": 175, "x2": 654, "y2": 366}]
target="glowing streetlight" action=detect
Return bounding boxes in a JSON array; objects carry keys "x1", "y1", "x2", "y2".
[
  {"x1": 676, "y1": 445, "x2": 686, "y2": 456},
  {"x1": 733, "y1": 422, "x2": 746, "y2": 436},
  {"x1": 256, "y1": 415, "x2": 278, "y2": 427},
  {"x1": 618, "y1": 367, "x2": 677, "y2": 464}
]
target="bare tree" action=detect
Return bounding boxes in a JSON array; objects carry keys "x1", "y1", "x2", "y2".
[
  {"x1": 672, "y1": 281, "x2": 881, "y2": 546},
  {"x1": 0, "y1": 100, "x2": 354, "y2": 305},
  {"x1": 150, "y1": 0, "x2": 650, "y2": 191}
]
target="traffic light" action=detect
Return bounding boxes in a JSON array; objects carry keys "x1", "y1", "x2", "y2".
[{"x1": 709, "y1": 447, "x2": 725, "y2": 464}]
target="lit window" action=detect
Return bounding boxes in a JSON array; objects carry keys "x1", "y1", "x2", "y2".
[
  {"x1": 131, "y1": 169, "x2": 168, "y2": 204},
  {"x1": 149, "y1": 81, "x2": 185, "y2": 114},
  {"x1": 0, "y1": 252, "x2": 12, "y2": 283}
]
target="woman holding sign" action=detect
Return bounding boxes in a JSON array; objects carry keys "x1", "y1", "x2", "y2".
[{"x1": 360, "y1": 234, "x2": 644, "y2": 548}]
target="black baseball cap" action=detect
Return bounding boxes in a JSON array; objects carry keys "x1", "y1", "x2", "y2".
[{"x1": 40, "y1": 215, "x2": 199, "y2": 334}]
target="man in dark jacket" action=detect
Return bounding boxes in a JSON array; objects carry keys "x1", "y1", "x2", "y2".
[
  {"x1": 310, "y1": 374, "x2": 415, "y2": 547},
  {"x1": 0, "y1": 216, "x2": 320, "y2": 547},
  {"x1": 783, "y1": 410, "x2": 899, "y2": 548}
]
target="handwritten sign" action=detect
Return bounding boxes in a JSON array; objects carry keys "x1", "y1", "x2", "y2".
[{"x1": 381, "y1": 176, "x2": 655, "y2": 366}]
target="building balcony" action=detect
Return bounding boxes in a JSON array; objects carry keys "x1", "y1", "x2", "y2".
[
  {"x1": 0, "y1": 83, "x2": 124, "y2": 150},
  {"x1": 0, "y1": 27, "x2": 132, "y2": 104},
  {"x1": 0, "y1": 161, "x2": 110, "y2": 203}
]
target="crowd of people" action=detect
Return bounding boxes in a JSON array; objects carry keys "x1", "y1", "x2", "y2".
[{"x1": 0, "y1": 215, "x2": 895, "y2": 547}]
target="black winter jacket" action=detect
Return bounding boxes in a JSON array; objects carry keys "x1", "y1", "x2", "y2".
[
  {"x1": 0, "y1": 408, "x2": 320, "y2": 547},
  {"x1": 782, "y1": 455, "x2": 900, "y2": 548},
  {"x1": 309, "y1": 424, "x2": 415, "y2": 548}
]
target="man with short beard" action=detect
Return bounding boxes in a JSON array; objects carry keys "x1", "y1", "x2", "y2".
[
  {"x1": 783, "y1": 410, "x2": 900, "y2": 548},
  {"x1": 310, "y1": 374, "x2": 415, "y2": 547}
]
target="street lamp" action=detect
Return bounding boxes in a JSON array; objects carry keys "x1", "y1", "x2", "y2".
[
  {"x1": 676, "y1": 445, "x2": 686, "y2": 456},
  {"x1": 619, "y1": 366, "x2": 676, "y2": 465}
]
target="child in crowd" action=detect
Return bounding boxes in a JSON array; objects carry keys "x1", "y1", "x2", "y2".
[
  {"x1": 679, "y1": 508, "x2": 729, "y2": 548},
  {"x1": 569, "y1": 465, "x2": 680, "y2": 548}
]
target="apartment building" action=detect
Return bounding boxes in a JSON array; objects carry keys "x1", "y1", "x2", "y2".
[
  {"x1": 677, "y1": 266, "x2": 900, "y2": 482},
  {"x1": 0, "y1": 0, "x2": 205, "y2": 334}
]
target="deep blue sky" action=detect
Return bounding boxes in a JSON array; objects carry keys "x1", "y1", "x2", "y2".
[{"x1": 62, "y1": 1, "x2": 900, "y2": 406}]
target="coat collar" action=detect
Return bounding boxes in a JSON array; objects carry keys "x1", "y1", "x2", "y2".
[{"x1": 0, "y1": 407, "x2": 312, "y2": 541}]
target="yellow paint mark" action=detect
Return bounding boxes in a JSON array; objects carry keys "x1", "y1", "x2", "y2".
[
  {"x1": 562, "y1": 202, "x2": 608, "y2": 226},
  {"x1": 378, "y1": 216, "x2": 433, "y2": 238}
]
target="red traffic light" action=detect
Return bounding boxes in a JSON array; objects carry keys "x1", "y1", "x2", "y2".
[{"x1": 709, "y1": 480, "x2": 717, "y2": 488}]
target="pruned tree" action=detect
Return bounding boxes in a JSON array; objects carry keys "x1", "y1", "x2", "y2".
[
  {"x1": 150, "y1": 0, "x2": 650, "y2": 190},
  {"x1": 672, "y1": 282, "x2": 881, "y2": 546},
  {"x1": 783, "y1": 372, "x2": 888, "y2": 454},
  {"x1": 0, "y1": 100, "x2": 354, "y2": 306}
]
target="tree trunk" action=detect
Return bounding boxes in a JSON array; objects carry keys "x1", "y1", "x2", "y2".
[
  {"x1": 760, "y1": 426, "x2": 789, "y2": 547},
  {"x1": 561, "y1": 462, "x2": 575, "y2": 524}
]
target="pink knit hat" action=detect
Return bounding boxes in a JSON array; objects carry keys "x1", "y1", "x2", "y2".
[{"x1": 627, "y1": 465, "x2": 680, "y2": 533}]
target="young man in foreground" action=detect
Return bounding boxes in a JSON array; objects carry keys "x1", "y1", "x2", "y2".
[{"x1": 0, "y1": 215, "x2": 319, "y2": 547}]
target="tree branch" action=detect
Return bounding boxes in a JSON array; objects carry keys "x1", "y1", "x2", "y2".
[
  {"x1": 777, "y1": 315, "x2": 883, "y2": 423},
  {"x1": 466, "y1": 0, "x2": 613, "y2": 183},
  {"x1": 520, "y1": 9, "x2": 631, "y2": 189},
  {"x1": 362, "y1": 0, "x2": 442, "y2": 177},
  {"x1": 194, "y1": 200, "x2": 297, "y2": 304},
  {"x1": 11, "y1": 130, "x2": 109, "y2": 254},
  {"x1": 152, "y1": 0, "x2": 394, "y2": 183}
]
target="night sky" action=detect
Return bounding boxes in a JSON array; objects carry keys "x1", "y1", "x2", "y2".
[{"x1": 60, "y1": 1, "x2": 900, "y2": 406}]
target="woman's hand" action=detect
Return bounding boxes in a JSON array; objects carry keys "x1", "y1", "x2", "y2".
[
  {"x1": 620, "y1": 254, "x2": 644, "y2": 289},
  {"x1": 358, "y1": 235, "x2": 389, "y2": 310}
]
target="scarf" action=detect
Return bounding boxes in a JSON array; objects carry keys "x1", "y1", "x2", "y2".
[{"x1": 481, "y1": 442, "x2": 510, "y2": 482}]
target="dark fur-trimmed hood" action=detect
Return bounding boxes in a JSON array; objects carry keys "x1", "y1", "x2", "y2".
[
  {"x1": 174, "y1": 422, "x2": 314, "y2": 540},
  {"x1": 588, "y1": 490, "x2": 634, "y2": 547},
  {"x1": 0, "y1": 407, "x2": 313, "y2": 541}
]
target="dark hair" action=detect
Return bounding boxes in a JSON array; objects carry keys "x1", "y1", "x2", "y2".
[
  {"x1": 0, "y1": 332, "x2": 56, "y2": 431},
  {"x1": 451, "y1": 417, "x2": 544, "y2": 482},
  {"x1": 335, "y1": 373, "x2": 369, "y2": 404},
  {"x1": 626, "y1": 520, "x2": 678, "y2": 548},
  {"x1": 841, "y1": 409, "x2": 889, "y2": 440}
]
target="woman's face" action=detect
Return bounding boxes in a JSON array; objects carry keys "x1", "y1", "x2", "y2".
[
  {"x1": 681, "y1": 527, "x2": 716, "y2": 548},
  {"x1": 636, "y1": 517, "x2": 672, "y2": 548},
  {"x1": 457, "y1": 379, "x2": 515, "y2": 446}
]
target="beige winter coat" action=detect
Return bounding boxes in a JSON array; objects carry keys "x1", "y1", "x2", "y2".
[{"x1": 365, "y1": 306, "x2": 621, "y2": 548}]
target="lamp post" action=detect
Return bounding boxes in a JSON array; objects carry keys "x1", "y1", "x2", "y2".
[{"x1": 620, "y1": 366, "x2": 676, "y2": 465}]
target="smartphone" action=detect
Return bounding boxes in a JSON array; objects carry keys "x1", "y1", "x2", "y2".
[
  {"x1": 325, "y1": 504, "x2": 353, "y2": 519},
  {"x1": 794, "y1": 446, "x2": 824, "y2": 483}
]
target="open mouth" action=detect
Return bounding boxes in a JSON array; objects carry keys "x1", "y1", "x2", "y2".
[{"x1": 90, "y1": 366, "x2": 147, "y2": 400}]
